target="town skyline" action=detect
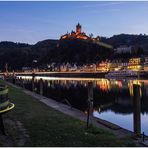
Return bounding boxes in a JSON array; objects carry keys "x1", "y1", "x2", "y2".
[{"x1": 0, "y1": 1, "x2": 148, "y2": 44}]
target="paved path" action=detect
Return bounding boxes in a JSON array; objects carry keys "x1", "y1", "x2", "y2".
[{"x1": 6, "y1": 81, "x2": 146, "y2": 146}]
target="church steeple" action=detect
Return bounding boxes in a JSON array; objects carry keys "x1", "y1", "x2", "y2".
[{"x1": 76, "y1": 23, "x2": 81, "y2": 34}]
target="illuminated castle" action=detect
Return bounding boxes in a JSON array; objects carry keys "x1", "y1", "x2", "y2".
[{"x1": 60, "y1": 23, "x2": 99, "y2": 41}]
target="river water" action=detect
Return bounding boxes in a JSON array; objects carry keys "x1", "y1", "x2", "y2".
[{"x1": 17, "y1": 76, "x2": 148, "y2": 135}]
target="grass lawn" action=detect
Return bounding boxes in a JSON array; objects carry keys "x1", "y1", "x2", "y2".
[{"x1": 0, "y1": 80, "x2": 135, "y2": 146}]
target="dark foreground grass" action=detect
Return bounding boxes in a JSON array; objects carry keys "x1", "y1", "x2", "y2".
[{"x1": 0, "y1": 80, "x2": 135, "y2": 146}]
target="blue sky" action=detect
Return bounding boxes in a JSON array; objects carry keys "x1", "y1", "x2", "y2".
[{"x1": 0, "y1": 1, "x2": 148, "y2": 44}]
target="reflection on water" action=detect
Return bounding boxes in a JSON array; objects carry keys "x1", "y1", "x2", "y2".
[{"x1": 17, "y1": 76, "x2": 148, "y2": 135}]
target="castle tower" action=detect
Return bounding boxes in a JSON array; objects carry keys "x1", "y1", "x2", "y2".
[{"x1": 76, "y1": 23, "x2": 81, "y2": 34}]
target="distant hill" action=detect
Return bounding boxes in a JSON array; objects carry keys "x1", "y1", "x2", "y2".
[
  {"x1": 30, "y1": 38, "x2": 113, "y2": 65},
  {"x1": 0, "y1": 33, "x2": 148, "y2": 71},
  {"x1": 53, "y1": 38, "x2": 113, "y2": 63},
  {"x1": 100, "y1": 34, "x2": 148, "y2": 54},
  {"x1": 0, "y1": 39, "x2": 113, "y2": 70},
  {"x1": 0, "y1": 41, "x2": 32, "y2": 71},
  {"x1": 34, "y1": 39, "x2": 59, "y2": 48},
  {"x1": 30, "y1": 39, "x2": 59, "y2": 64}
]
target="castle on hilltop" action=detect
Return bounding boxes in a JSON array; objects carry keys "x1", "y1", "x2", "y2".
[{"x1": 60, "y1": 23, "x2": 99, "y2": 42}]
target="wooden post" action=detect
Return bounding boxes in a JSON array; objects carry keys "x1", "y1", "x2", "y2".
[
  {"x1": 87, "y1": 82, "x2": 94, "y2": 128},
  {"x1": 142, "y1": 132, "x2": 145, "y2": 142},
  {"x1": 16, "y1": 77, "x2": 19, "y2": 85},
  {"x1": 12, "y1": 71, "x2": 16, "y2": 84},
  {"x1": 22, "y1": 79, "x2": 25, "y2": 88},
  {"x1": 39, "y1": 78, "x2": 43, "y2": 95},
  {"x1": 32, "y1": 79, "x2": 34, "y2": 92},
  {"x1": 20, "y1": 77, "x2": 23, "y2": 87},
  {"x1": 86, "y1": 106, "x2": 90, "y2": 129},
  {"x1": 133, "y1": 84, "x2": 141, "y2": 136},
  {"x1": 0, "y1": 114, "x2": 5, "y2": 135},
  {"x1": 17, "y1": 77, "x2": 21, "y2": 86},
  {"x1": 5, "y1": 63, "x2": 8, "y2": 78},
  {"x1": 32, "y1": 73, "x2": 35, "y2": 92},
  {"x1": 12, "y1": 77, "x2": 15, "y2": 84}
]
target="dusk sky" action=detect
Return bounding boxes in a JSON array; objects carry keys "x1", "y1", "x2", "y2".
[{"x1": 0, "y1": 1, "x2": 148, "y2": 44}]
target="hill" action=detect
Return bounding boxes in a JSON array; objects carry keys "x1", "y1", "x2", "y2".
[
  {"x1": 0, "y1": 41, "x2": 32, "y2": 71},
  {"x1": 53, "y1": 38, "x2": 113, "y2": 63},
  {"x1": 101, "y1": 34, "x2": 148, "y2": 54},
  {"x1": 0, "y1": 39, "x2": 113, "y2": 70},
  {"x1": 0, "y1": 33, "x2": 148, "y2": 71},
  {"x1": 30, "y1": 39, "x2": 59, "y2": 65}
]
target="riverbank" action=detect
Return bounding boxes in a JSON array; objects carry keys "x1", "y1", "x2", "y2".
[
  {"x1": 0, "y1": 71, "x2": 107, "y2": 78},
  {"x1": 0, "y1": 79, "x2": 136, "y2": 146}
]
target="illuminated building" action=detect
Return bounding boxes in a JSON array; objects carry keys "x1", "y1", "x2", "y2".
[
  {"x1": 60, "y1": 23, "x2": 99, "y2": 42},
  {"x1": 127, "y1": 58, "x2": 143, "y2": 71},
  {"x1": 60, "y1": 64, "x2": 68, "y2": 72},
  {"x1": 108, "y1": 60, "x2": 123, "y2": 71},
  {"x1": 68, "y1": 64, "x2": 77, "y2": 72},
  {"x1": 96, "y1": 61, "x2": 109, "y2": 72},
  {"x1": 82, "y1": 64, "x2": 96, "y2": 72},
  {"x1": 144, "y1": 57, "x2": 148, "y2": 71}
]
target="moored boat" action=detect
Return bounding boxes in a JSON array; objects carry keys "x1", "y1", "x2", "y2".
[{"x1": 105, "y1": 70, "x2": 139, "y2": 78}]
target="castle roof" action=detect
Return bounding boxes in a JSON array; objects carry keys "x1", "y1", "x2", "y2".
[{"x1": 76, "y1": 23, "x2": 81, "y2": 28}]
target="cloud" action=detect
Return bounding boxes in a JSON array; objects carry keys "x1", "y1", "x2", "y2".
[
  {"x1": 76, "y1": 2, "x2": 124, "y2": 9},
  {"x1": 90, "y1": 8, "x2": 121, "y2": 13}
]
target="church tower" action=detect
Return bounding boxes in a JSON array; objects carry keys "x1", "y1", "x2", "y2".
[{"x1": 76, "y1": 23, "x2": 81, "y2": 34}]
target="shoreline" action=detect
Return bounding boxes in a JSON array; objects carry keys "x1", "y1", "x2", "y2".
[
  {"x1": 0, "y1": 71, "x2": 107, "y2": 78},
  {"x1": 1, "y1": 70, "x2": 148, "y2": 80}
]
